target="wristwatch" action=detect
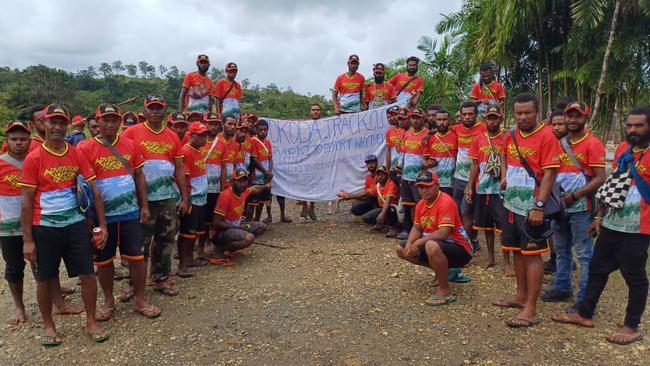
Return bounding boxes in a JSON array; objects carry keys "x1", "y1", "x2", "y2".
[{"x1": 534, "y1": 200, "x2": 545, "y2": 209}]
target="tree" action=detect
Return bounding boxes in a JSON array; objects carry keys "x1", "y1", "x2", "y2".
[
  {"x1": 111, "y1": 60, "x2": 124, "y2": 75},
  {"x1": 138, "y1": 61, "x2": 149, "y2": 78},
  {"x1": 166, "y1": 66, "x2": 180, "y2": 80},
  {"x1": 210, "y1": 67, "x2": 225, "y2": 80},
  {"x1": 99, "y1": 62, "x2": 113, "y2": 79},
  {"x1": 146, "y1": 65, "x2": 157, "y2": 79},
  {"x1": 125, "y1": 64, "x2": 138, "y2": 78},
  {"x1": 159, "y1": 65, "x2": 168, "y2": 78}
]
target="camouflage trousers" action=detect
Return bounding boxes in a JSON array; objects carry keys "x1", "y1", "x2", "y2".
[{"x1": 142, "y1": 198, "x2": 178, "y2": 283}]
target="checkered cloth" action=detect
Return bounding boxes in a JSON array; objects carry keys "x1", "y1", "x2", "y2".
[{"x1": 596, "y1": 169, "x2": 631, "y2": 209}]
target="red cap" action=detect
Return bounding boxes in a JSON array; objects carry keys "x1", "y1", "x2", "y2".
[
  {"x1": 204, "y1": 112, "x2": 222, "y2": 123},
  {"x1": 187, "y1": 111, "x2": 204, "y2": 121},
  {"x1": 564, "y1": 102, "x2": 590, "y2": 116},
  {"x1": 95, "y1": 103, "x2": 121, "y2": 119},
  {"x1": 71, "y1": 115, "x2": 85, "y2": 126},
  {"x1": 144, "y1": 93, "x2": 167, "y2": 108},
  {"x1": 188, "y1": 121, "x2": 208, "y2": 135},
  {"x1": 43, "y1": 104, "x2": 71, "y2": 122},
  {"x1": 232, "y1": 168, "x2": 248, "y2": 180},
  {"x1": 167, "y1": 111, "x2": 187, "y2": 124},
  {"x1": 4, "y1": 121, "x2": 31, "y2": 134},
  {"x1": 484, "y1": 105, "x2": 503, "y2": 118},
  {"x1": 415, "y1": 171, "x2": 439, "y2": 187},
  {"x1": 197, "y1": 54, "x2": 209, "y2": 62},
  {"x1": 226, "y1": 62, "x2": 238, "y2": 71}
]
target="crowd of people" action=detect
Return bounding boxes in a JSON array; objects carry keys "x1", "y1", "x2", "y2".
[{"x1": 0, "y1": 53, "x2": 649, "y2": 348}]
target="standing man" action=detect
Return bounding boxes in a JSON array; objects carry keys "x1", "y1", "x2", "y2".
[
  {"x1": 294, "y1": 104, "x2": 322, "y2": 221},
  {"x1": 389, "y1": 56, "x2": 424, "y2": 109},
  {"x1": 179, "y1": 54, "x2": 214, "y2": 114},
  {"x1": 540, "y1": 102, "x2": 606, "y2": 313},
  {"x1": 396, "y1": 109, "x2": 429, "y2": 240},
  {"x1": 250, "y1": 119, "x2": 274, "y2": 223},
  {"x1": 87, "y1": 113, "x2": 100, "y2": 137},
  {"x1": 214, "y1": 62, "x2": 243, "y2": 119},
  {"x1": 26, "y1": 104, "x2": 47, "y2": 152},
  {"x1": 65, "y1": 115, "x2": 86, "y2": 146},
  {"x1": 552, "y1": 107, "x2": 650, "y2": 345},
  {"x1": 494, "y1": 93, "x2": 561, "y2": 328},
  {"x1": 122, "y1": 94, "x2": 190, "y2": 296},
  {"x1": 453, "y1": 102, "x2": 487, "y2": 253},
  {"x1": 19, "y1": 104, "x2": 110, "y2": 345},
  {"x1": 77, "y1": 103, "x2": 160, "y2": 320},
  {"x1": 168, "y1": 112, "x2": 189, "y2": 143},
  {"x1": 384, "y1": 106, "x2": 403, "y2": 169},
  {"x1": 469, "y1": 63, "x2": 506, "y2": 117},
  {"x1": 426, "y1": 104, "x2": 442, "y2": 130},
  {"x1": 121, "y1": 111, "x2": 139, "y2": 131},
  {"x1": 364, "y1": 63, "x2": 395, "y2": 110},
  {"x1": 424, "y1": 109, "x2": 457, "y2": 197},
  {"x1": 466, "y1": 106, "x2": 510, "y2": 272},
  {"x1": 333, "y1": 54, "x2": 365, "y2": 115}
]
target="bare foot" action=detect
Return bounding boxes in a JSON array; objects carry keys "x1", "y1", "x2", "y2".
[
  {"x1": 54, "y1": 302, "x2": 83, "y2": 315},
  {"x1": 483, "y1": 260, "x2": 496, "y2": 269},
  {"x1": 7, "y1": 307, "x2": 26, "y2": 325},
  {"x1": 606, "y1": 326, "x2": 643, "y2": 345},
  {"x1": 551, "y1": 311, "x2": 594, "y2": 327},
  {"x1": 503, "y1": 264, "x2": 515, "y2": 277}
]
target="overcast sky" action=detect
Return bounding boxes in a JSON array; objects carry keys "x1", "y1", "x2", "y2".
[{"x1": 0, "y1": 0, "x2": 461, "y2": 97}]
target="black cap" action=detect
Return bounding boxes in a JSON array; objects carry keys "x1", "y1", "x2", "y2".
[
  {"x1": 43, "y1": 104, "x2": 71, "y2": 121},
  {"x1": 144, "y1": 93, "x2": 167, "y2": 107}
]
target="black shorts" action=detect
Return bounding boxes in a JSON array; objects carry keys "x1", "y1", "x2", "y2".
[
  {"x1": 33, "y1": 221, "x2": 94, "y2": 281},
  {"x1": 473, "y1": 194, "x2": 505, "y2": 232},
  {"x1": 0, "y1": 236, "x2": 27, "y2": 284},
  {"x1": 214, "y1": 222, "x2": 267, "y2": 244},
  {"x1": 94, "y1": 220, "x2": 145, "y2": 266},
  {"x1": 400, "y1": 239, "x2": 472, "y2": 268},
  {"x1": 205, "y1": 193, "x2": 219, "y2": 225},
  {"x1": 180, "y1": 204, "x2": 206, "y2": 239},
  {"x1": 501, "y1": 211, "x2": 549, "y2": 255},
  {"x1": 400, "y1": 180, "x2": 420, "y2": 206},
  {"x1": 452, "y1": 179, "x2": 473, "y2": 215},
  {"x1": 248, "y1": 187, "x2": 272, "y2": 205}
]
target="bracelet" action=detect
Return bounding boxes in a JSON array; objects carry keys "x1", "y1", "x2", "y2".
[{"x1": 593, "y1": 216, "x2": 603, "y2": 221}]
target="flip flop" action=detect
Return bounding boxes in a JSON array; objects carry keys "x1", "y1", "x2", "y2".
[
  {"x1": 154, "y1": 285, "x2": 179, "y2": 297},
  {"x1": 448, "y1": 268, "x2": 472, "y2": 283},
  {"x1": 134, "y1": 305, "x2": 161, "y2": 319},
  {"x1": 505, "y1": 317, "x2": 540, "y2": 328},
  {"x1": 606, "y1": 332, "x2": 644, "y2": 345},
  {"x1": 492, "y1": 299, "x2": 524, "y2": 309},
  {"x1": 41, "y1": 332, "x2": 64, "y2": 347},
  {"x1": 189, "y1": 258, "x2": 208, "y2": 268},
  {"x1": 95, "y1": 307, "x2": 114, "y2": 322},
  {"x1": 551, "y1": 312, "x2": 594, "y2": 327},
  {"x1": 208, "y1": 257, "x2": 237, "y2": 266},
  {"x1": 425, "y1": 294, "x2": 457, "y2": 307},
  {"x1": 225, "y1": 251, "x2": 246, "y2": 258},
  {"x1": 176, "y1": 268, "x2": 194, "y2": 278},
  {"x1": 118, "y1": 288, "x2": 135, "y2": 303},
  {"x1": 87, "y1": 329, "x2": 110, "y2": 343}
]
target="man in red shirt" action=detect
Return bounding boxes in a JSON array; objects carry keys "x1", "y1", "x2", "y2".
[
  {"x1": 27, "y1": 104, "x2": 47, "y2": 152},
  {"x1": 424, "y1": 108, "x2": 457, "y2": 197},
  {"x1": 469, "y1": 64, "x2": 506, "y2": 117},
  {"x1": 364, "y1": 63, "x2": 395, "y2": 110},
  {"x1": 214, "y1": 62, "x2": 243, "y2": 119},
  {"x1": 494, "y1": 93, "x2": 562, "y2": 328},
  {"x1": 20, "y1": 104, "x2": 110, "y2": 345},
  {"x1": 212, "y1": 168, "x2": 271, "y2": 265},
  {"x1": 389, "y1": 56, "x2": 424, "y2": 108},
  {"x1": 168, "y1": 111, "x2": 189, "y2": 143},
  {"x1": 384, "y1": 106, "x2": 402, "y2": 169},
  {"x1": 250, "y1": 119, "x2": 274, "y2": 222},
  {"x1": 395, "y1": 170, "x2": 472, "y2": 306},
  {"x1": 179, "y1": 54, "x2": 214, "y2": 113},
  {"x1": 333, "y1": 54, "x2": 365, "y2": 115},
  {"x1": 337, "y1": 155, "x2": 378, "y2": 217}
]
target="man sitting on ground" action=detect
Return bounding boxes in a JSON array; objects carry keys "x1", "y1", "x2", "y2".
[
  {"x1": 336, "y1": 155, "x2": 378, "y2": 217},
  {"x1": 395, "y1": 171, "x2": 472, "y2": 306}
]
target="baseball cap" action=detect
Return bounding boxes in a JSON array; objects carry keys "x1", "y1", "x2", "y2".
[
  {"x1": 204, "y1": 112, "x2": 222, "y2": 122},
  {"x1": 187, "y1": 111, "x2": 204, "y2": 121},
  {"x1": 387, "y1": 106, "x2": 400, "y2": 115},
  {"x1": 232, "y1": 168, "x2": 248, "y2": 180},
  {"x1": 197, "y1": 54, "x2": 210, "y2": 62},
  {"x1": 96, "y1": 103, "x2": 121, "y2": 119},
  {"x1": 137, "y1": 113, "x2": 147, "y2": 123},
  {"x1": 188, "y1": 121, "x2": 208, "y2": 135},
  {"x1": 398, "y1": 109, "x2": 411, "y2": 120},
  {"x1": 71, "y1": 115, "x2": 86, "y2": 126},
  {"x1": 144, "y1": 93, "x2": 167, "y2": 107},
  {"x1": 43, "y1": 104, "x2": 71, "y2": 122},
  {"x1": 167, "y1": 111, "x2": 188, "y2": 124},
  {"x1": 364, "y1": 154, "x2": 378, "y2": 163},
  {"x1": 242, "y1": 114, "x2": 259, "y2": 124},
  {"x1": 376, "y1": 165, "x2": 388, "y2": 174},
  {"x1": 122, "y1": 111, "x2": 138, "y2": 127},
  {"x1": 564, "y1": 102, "x2": 590, "y2": 116},
  {"x1": 4, "y1": 120, "x2": 31, "y2": 134},
  {"x1": 484, "y1": 105, "x2": 503, "y2": 118},
  {"x1": 236, "y1": 121, "x2": 251, "y2": 130},
  {"x1": 373, "y1": 63, "x2": 385, "y2": 70},
  {"x1": 348, "y1": 54, "x2": 360, "y2": 63},
  {"x1": 226, "y1": 62, "x2": 238, "y2": 71},
  {"x1": 415, "y1": 171, "x2": 439, "y2": 187},
  {"x1": 410, "y1": 109, "x2": 424, "y2": 118}
]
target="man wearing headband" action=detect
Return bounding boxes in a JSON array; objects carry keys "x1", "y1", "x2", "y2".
[
  {"x1": 333, "y1": 54, "x2": 365, "y2": 115},
  {"x1": 179, "y1": 54, "x2": 214, "y2": 114},
  {"x1": 214, "y1": 62, "x2": 243, "y2": 119},
  {"x1": 395, "y1": 170, "x2": 472, "y2": 307},
  {"x1": 364, "y1": 63, "x2": 396, "y2": 110}
]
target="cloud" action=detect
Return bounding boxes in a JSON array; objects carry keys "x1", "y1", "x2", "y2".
[{"x1": 0, "y1": 0, "x2": 461, "y2": 96}]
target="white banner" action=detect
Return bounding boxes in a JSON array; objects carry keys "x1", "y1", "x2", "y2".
[{"x1": 266, "y1": 104, "x2": 398, "y2": 202}]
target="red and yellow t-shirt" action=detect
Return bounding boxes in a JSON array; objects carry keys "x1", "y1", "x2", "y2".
[
  {"x1": 369, "y1": 179, "x2": 399, "y2": 206},
  {"x1": 29, "y1": 135, "x2": 45, "y2": 152},
  {"x1": 202, "y1": 136, "x2": 222, "y2": 194},
  {"x1": 18, "y1": 143, "x2": 95, "y2": 227},
  {"x1": 388, "y1": 72, "x2": 424, "y2": 102},
  {"x1": 213, "y1": 187, "x2": 251, "y2": 230},
  {"x1": 386, "y1": 126, "x2": 405, "y2": 168},
  {"x1": 503, "y1": 124, "x2": 562, "y2": 216},
  {"x1": 181, "y1": 144, "x2": 208, "y2": 206},
  {"x1": 213, "y1": 79, "x2": 243, "y2": 100},
  {"x1": 215, "y1": 133, "x2": 239, "y2": 190},
  {"x1": 122, "y1": 122, "x2": 183, "y2": 201},
  {"x1": 469, "y1": 80, "x2": 506, "y2": 103},
  {"x1": 334, "y1": 72, "x2": 365, "y2": 113},
  {"x1": 234, "y1": 137, "x2": 254, "y2": 175},
  {"x1": 77, "y1": 136, "x2": 144, "y2": 223},
  {"x1": 399, "y1": 127, "x2": 429, "y2": 181},
  {"x1": 414, "y1": 191, "x2": 471, "y2": 254},
  {"x1": 453, "y1": 122, "x2": 487, "y2": 181},
  {"x1": 557, "y1": 133, "x2": 606, "y2": 213},
  {"x1": 424, "y1": 130, "x2": 458, "y2": 188},
  {"x1": 364, "y1": 173, "x2": 376, "y2": 192},
  {"x1": 251, "y1": 137, "x2": 272, "y2": 185},
  {"x1": 182, "y1": 71, "x2": 213, "y2": 113},
  {"x1": 603, "y1": 142, "x2": 650, "y2": 234},
  {"x1": 0, "y1": 156, "x2": 22, "y2": 236},
  {"x1": 468, "y1": 131, "x2": 506, "y2": 194},
  {"x1": 364, "y1": 82, "x2": 396, "y2": 109}
]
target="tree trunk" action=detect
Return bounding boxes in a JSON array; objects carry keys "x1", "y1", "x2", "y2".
[{"x1": 590, "y1": 0, "x2": 621, "y2": 126}]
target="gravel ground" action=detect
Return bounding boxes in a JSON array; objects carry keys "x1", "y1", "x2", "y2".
[{"x1": 0, "y1": 201, "x2": 648, "y2": 366}]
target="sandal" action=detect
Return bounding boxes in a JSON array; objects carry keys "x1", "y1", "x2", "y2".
[
  {"x1": 176, "y1": 268, "x2": 194, "y2": 278},
  {"x1": 606, "y1": 332, "x2": 644, "y2": 345},
  {"x1": 87, "y1": 329, "x2": 110, "y2": 343},
  {"x1": 505, "y1": 317, "x2": 540, "y2": 328},
  {"x1": 41, "y1": 332, "x2": 64, "y2": 347},
  {"x1": 225, "y1": 251, "x2": 246, "y2": 258},
  {"x1": 492, "y1": 299, "x2": 524, "y2": 309},
  {"x1": 189, "y1": 258, "x2": 208, "y2": 268},
  {"x1": 95, "y1": 307, "x2": 114, "y2": 322},
  {"x1": 134, "y1": 304, "x2": 161, "y2": 319},
  {"x1": 425, "y1": 294, "x2": 457, "y2": 307},
  {"x1": 118, "y1": 288, "x2": 135, "y2": 303},
  {"x1": 208, "y1": 257, "x2": 237, "y2": 267},
  {"x1": 154, "y1": 285, "x2": 179, "y2": 297}
]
